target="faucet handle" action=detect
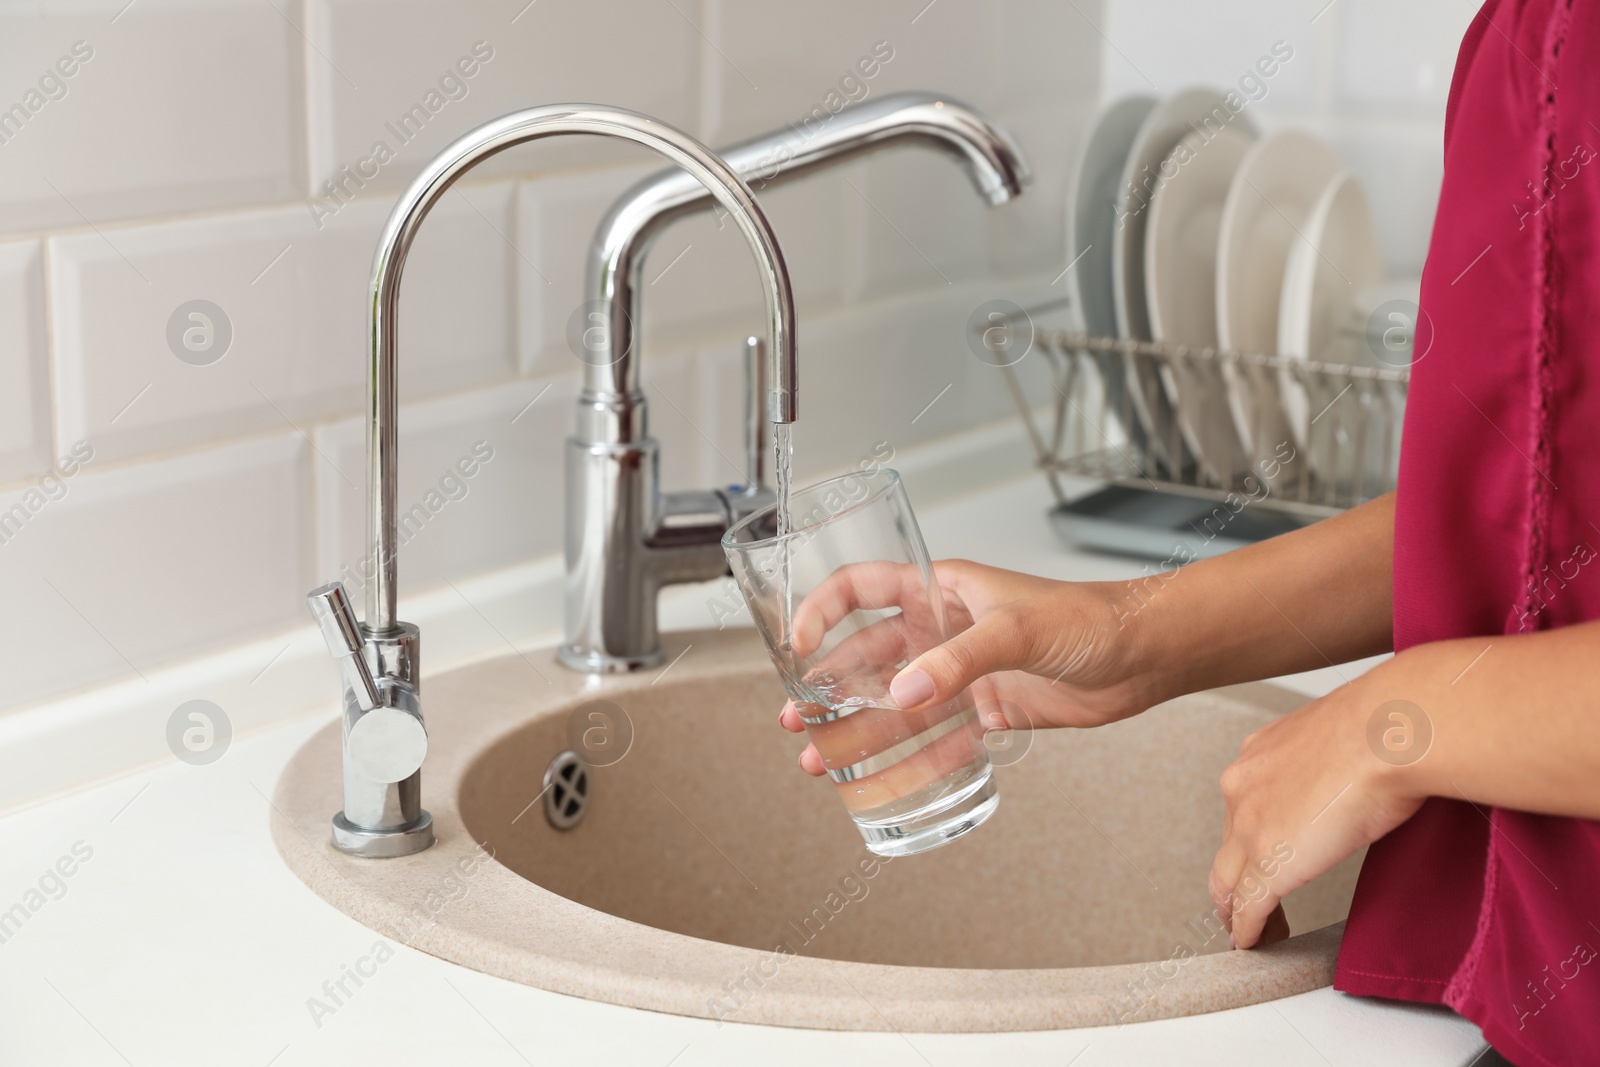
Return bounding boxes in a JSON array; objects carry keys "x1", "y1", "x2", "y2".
[
  {"x1": 345, "y1": 695, "x2": 428, "y2": 785},
  {"x1": 742, "y1": 335, "x2": 767, "y2": 493},
  {"x1": 307, "y1": 581, "x2": 383, "y2": 713},
  {"x1": 309, "y1": 581, "x2": 427, "y2": 784}
]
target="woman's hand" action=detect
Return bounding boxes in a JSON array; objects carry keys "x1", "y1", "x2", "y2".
[
  {"x1": 1216, "y1": 616, "x2": 1600, "y2": 948},
  {"x1": 1209, "y1": 665, "x2": 1428, "y2": 948},
  {"x1": 779, "y1": 559, "x2": 1165, "y2": 775}
]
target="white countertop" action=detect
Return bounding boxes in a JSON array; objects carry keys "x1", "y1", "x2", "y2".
[{"x1": 0, "y1": 472, "x2": 1488, "y2": 1067}]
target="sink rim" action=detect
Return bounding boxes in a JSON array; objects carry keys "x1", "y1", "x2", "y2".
[{"x1": 271, "y1": 628, "x2": 1345, "y2": 1032}]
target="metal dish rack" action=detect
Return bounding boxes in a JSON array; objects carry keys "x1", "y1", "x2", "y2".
[{"x1": 984, "y1": 302, "x2": 1412, "y2": 557}]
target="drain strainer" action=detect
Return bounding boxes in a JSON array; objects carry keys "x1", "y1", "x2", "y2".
[{"x1": 543, "y1": 750, "x2": 590, "y2": 830}]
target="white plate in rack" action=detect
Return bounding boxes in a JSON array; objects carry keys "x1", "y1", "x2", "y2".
[
  {"x1": 1067, "y1": 95, "x2": 1157, "y2": 449},
  {"x1": 1277, "y1": 169, "x2": 1387, "y2": 488},
  {"x1": 1113, "y1": 87, "x2": 1257, "y2": 473},
  {"x1": 1145, "y1": 123, "x2": 1256, "y2": 486},
  {"x1": 1214, "y1": 129, "x2": 1344, "y2": 470}
]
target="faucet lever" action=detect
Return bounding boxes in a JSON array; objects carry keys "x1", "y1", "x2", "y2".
[
  {"x1": 307, "y1": 581, "x2": 433, "y2": 852},
  {"x1": 307, "y1": 581, "x2": 382, "y2": 713}
]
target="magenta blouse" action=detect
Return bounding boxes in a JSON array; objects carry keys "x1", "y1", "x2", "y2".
[{"x1": 1334, "y1": 1, "x2": 1600, "y2": 1062}]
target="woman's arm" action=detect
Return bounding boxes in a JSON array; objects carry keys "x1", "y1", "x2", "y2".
[
  {"x1": 1390, "y1": 622, "x2": 1600, "y2": 818},
  {"x1": 1211, "y1": 619, "x2": 1600, "y2": 950},
  {"x1": 1126, "y1": 490, "x2": 1396, "y2": 707},
  {"x1": 886, "y1": 491, "x2": 1398, "y2": 715},
  {"x1": 782, "y1": 491, "x2": 1400, "y2": 773}
]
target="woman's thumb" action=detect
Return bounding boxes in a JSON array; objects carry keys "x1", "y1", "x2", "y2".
[{"x1": 888, "y1": 611, "x2": 1027, "y2": 710}]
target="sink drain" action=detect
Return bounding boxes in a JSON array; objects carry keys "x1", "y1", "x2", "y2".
[{"x1": 543, "y1": 751, "x2": 590, "y2": 830}]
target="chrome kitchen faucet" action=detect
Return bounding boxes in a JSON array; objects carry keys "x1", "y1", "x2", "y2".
[
  {"x1": 562, "y1": 91, "x2": 1028, "y2": 672},
  {"x1": 306, "y1": 96, "x2": 1027, "y2": 857},
  {"x1": 306, "y1": 104, "x2": 801, "y2": 858}
]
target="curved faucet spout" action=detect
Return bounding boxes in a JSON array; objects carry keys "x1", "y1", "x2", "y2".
[
  {"x1": 579, "y1": 91, "x2": 1029, "y2": 430},
  {"x1": 562, "y1": 92, "x2": 1030, "y2": 673},
  {"x1": 363, "y1": 104, "x2": 799, "y2": 634}
]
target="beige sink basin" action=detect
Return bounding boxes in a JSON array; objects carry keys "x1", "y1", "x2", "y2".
[{"x1": 273, "y1": 628, "x2": 1360, "y2": 1031}]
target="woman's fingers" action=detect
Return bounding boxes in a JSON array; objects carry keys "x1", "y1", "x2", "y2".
[
  {"x1": 791, "y1": 561, "x2": 923, "y2": 657},
  {"x1": 807, "y1": 613, "x2": 924, "y2": 686},
  {"x1": 1208, "y1": 836, "x2": 1247, "y2": 936},
  {"x1": 1210, "y1": 814, "x2": 1294, "y2": 949},
  {"x1": 779, "y1": 699, "x2": 829, "y2": 774},
  {"x1": 798, "y1": 743, "x2": 826, "y2": 776},
  {"x1": 1227, "y1": 880, "x2": 1284, "y2": 950},
  {"x1": 889, "y1": 609, "x2": 1034, "y2": 710},
  {"x1": 779, "y1": 700, "x2": 805, "y2": 733}
]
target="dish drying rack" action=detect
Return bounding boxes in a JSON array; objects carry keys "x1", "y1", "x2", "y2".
[{"x1": 984, "y1": 302, "x2": 1412, "y2": 558}]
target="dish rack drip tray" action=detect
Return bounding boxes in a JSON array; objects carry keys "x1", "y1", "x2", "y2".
[
  {"x1": 989, "y1": 304, "x2": 1411, "y2": 561},
  {"x1": 1051, "y1": 486, "x2": 1311, "y2": 561}
]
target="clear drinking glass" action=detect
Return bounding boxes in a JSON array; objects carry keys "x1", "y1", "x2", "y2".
[{"x1": 723, "y1": 468, "x2": 998, "y2": 856}]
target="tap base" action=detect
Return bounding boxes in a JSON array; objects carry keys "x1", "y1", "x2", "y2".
[
  {"x1": 556, "y1": 642, "x2": 665, "y2": 674},
  {"x1": 331, "y1": 810, "x2": 435, "y2": 858}
]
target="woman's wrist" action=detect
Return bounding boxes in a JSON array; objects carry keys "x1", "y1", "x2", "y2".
[
  {"x1": 1078, "y1": 577, "x2": 1195, "y2": 711},
  {"x1": 1337, "y1": 652, "x2": 1438, "y2": 805},
  {"x1": 1362, "y1": 636, "x2": 1523, "y2": 811}
]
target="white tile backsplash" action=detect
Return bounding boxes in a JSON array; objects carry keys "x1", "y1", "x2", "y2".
[
  {"x1": 0, "y1": 433, "x2": 312, "y2": 709},
  {"x1": 311, "y1": 352, "x2": 729, "y2": 605},
  {"x1": 517, "y1": 163, "x2": 852, "y2": 374},
  {"x1": 0, "y1": 0, "x2": 305, "y2": 236},
  {"x1": 1100, "y1": 0, "x2": 1325, "y2": 111},
  {"x1": 854, "y1": 147, "x2": 992, "y2": 300},
  {"x1": 1335, "y1": 0, "x2": 1479, "y2": 114},
  {"x1": 306, "y1": 0, "x2": 700, "y2": 198},
  {"x1": 643, "y1": 169, "x2": 854, "y2": 351},
  {"x1": 1097, "y1": 0, "x2": 1462, "y2": 276},
  {"x1": 515, "y1": 163, "x2": 651, "y2": 376},
  {"x1": 314, "y1": 375, "x2": 576, "y2": 599},
  {"x1": 51, "y1": 180, "x2": 517, "y2": 464},
  {"x1": 785, "y1": 283, "x2": 1040, "y2": 480},
  {"x1": 984, "y1": 0, "x2": 1101, "y2": 281},
  {"x1": 0, "y1": 240, "x2": 53, "y2": 484},
  {"x1": 703, "y1": 0, "x2": 997, "y2": 145},
  {"x1": 991, "y1": 0, "x2": 1103, "y2": 115},
  {"x1": 981, "y1": 101, "x2": 1086, "y2": 279}
]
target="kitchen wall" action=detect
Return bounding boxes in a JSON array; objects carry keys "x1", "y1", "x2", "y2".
[
  {"x1": 1095, "y1": 0, "x2": 1478, "y2": 278},
  {"x1": 0, "y1": 0, "x2": 1096, "y2": 714}
]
